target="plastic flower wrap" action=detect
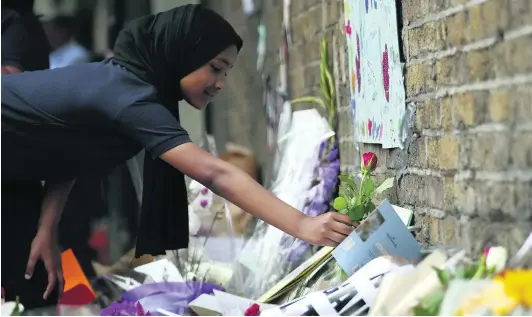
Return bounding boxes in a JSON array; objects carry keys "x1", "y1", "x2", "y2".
[
  {"x1": 279, "y1": 139, "x2": 340, "y2": 263},
  {"x1": 228, "y1": 108, "x2": 334, "y2": 299},
  {"x1": 171, "y1": 134, "x2": 246, "y2": 289},
  {"x1": 101, "y1": 301, "x2": 151, "y2": 316},
  {"x1": 101, "y1": 281, "x2": 223, "y2": 316},
  {"x1": 226, "y1": 38, "x2": 341, "y2": 300}
]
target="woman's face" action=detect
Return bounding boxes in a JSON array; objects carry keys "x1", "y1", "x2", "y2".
[{"x1": 180, "y1": 45, "x2": 238, "y2": 110}]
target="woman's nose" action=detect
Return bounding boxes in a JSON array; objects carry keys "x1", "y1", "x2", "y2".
[{"x1": 215, "y1": 78, "x2": 225, "y2": 90}]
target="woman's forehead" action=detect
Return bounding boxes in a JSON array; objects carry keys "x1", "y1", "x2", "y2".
[{"x1": 212, "y1": 45, "x2": 238, "y2": 68}]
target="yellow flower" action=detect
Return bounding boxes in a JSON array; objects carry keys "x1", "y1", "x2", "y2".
[
  {"x1": 497, "y1": 269, "x2": 532, "y2": 308},
  {"x1": 455, "y1": 280, "x2": 518, "y2": 316}
]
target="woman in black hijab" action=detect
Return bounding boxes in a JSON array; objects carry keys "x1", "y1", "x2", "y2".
[{"x1": 1, "y1": 4, "x2": 355, "y2": 307}]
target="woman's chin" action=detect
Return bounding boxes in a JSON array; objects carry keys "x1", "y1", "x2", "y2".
[
  {"x1": 183, "y1": 97, "x2": 208, "y2": 110},
  {"x1": 190, "y1": 101, "x2": 208, "y2": 110}
]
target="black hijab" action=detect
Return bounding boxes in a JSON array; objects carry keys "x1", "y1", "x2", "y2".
[
  {"x1": 2, "y1": 0, "x2": 35, "y2": 12},
  {"x1": 112, "y1": 5, "x2": 243, "y2": 258}
]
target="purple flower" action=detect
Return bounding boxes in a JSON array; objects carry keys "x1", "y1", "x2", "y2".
[
  {"x1": 200, "y1": 199, "x2": 208, "y2": 208},
  {"x1": 200, "y1": 187, "x2": 209, "y2": 195},
  {"x1": 318, "y1": 141, "x2": 326, "y2": 158},
  {"x1": 282, "y1": 138, "x2": 340, "y2": 264},
  {"x1": 326, "y1": 148, "x2": 339, "y2": 162},
  {"x1": 136, "y1": 303, "x2": 151, "y2": 316}
]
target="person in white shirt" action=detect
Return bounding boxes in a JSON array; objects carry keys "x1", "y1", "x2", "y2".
[{"x1": 43, "y1": 15, "x2": 90, "y2": 69}]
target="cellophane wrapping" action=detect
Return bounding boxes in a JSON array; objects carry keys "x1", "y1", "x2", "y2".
[
  {"x1": 226, "y1": 109, "x2": 337, "y2": 299},
  {"x1": 169, "y1": 134, "x2": 247, "y2": 291},
  {"x1": 99, "y1": 134, "x2": 245, "y2": 316}
]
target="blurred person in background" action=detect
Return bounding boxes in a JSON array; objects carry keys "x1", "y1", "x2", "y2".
[
  {"x1": 2, "y1": 4, "x2": 357, "y2": 304},
  {"x1": 1, "y1": 0, "x2": 59, "y2": 310},
  {"x1": 43, "y1": 15, "x2": 90, "y2": 69},
  {"x1": 1, "y1": 0, "x2": 49, "y2": 74}
]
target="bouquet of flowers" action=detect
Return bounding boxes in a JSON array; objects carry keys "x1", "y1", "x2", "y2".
[
  {"x1": 279, "y1": 37, "x2": 341, "y2": 263},
  {"x1": 369, "y1": 232, "x2": 532, "y2": 316},
  {"x1": 227, "y1": 38, "x2": 339, "y2": 300}
]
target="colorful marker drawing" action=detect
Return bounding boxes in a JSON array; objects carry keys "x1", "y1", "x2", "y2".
[{"x1": 344, "y1": 0, "x2": 405, "y2": 148}]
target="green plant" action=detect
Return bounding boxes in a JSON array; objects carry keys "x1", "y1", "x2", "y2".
[{"x1": 291, "y1": 37, "x2": 336, "y2": 149}]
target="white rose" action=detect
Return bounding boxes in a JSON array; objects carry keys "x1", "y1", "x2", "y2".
[{"x1": 485, "y1": 246, "x2": 508, "y2": 273}]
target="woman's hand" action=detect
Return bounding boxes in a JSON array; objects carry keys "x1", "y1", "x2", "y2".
[
  {"x1": 25, "y1": 228, "x2": 64, "y2": 300},
  {"x1": 298, "y1": 212, "x2": 358, "y2": 247}
]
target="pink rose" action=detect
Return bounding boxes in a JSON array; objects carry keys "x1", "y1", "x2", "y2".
[
  {"x1": 244, "y1": 304, "x2": 260, "y2": 316},
  {"x1": 362, "y1": 152, "x2": 377, "y2": 172}
]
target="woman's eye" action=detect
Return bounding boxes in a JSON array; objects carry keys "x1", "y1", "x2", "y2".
[{"x1": 211, "y1": 65, "x2": 222, "y2": 73}]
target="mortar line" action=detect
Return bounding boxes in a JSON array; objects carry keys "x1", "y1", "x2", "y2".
[
  {"x1": 407, "y1": 24, "x2": 532, "y2": 65},
  {"x1": 288, "y1": 60, "x2": 322, "y2": 74},
  {"x1": 291, "y1": 3, "x2": 323, "y2": 20},
  {"x1": 421, "y1": 129, "x2": 445, "y2": 137},
  {"x1": 516, "y1": 123, "x2": 532, "y2": 132},
  {"x1": 415, "y1": 207, "x2": 446, "y2": 219},
  {"x1": 403, "y1": 0, "x2": 489, "y2": 29},
  {"x1": 406, "y1": 74, "x2": 532, "y2": 102},
  {"x1": 474, "y1": 170, "x2": 532, "y2": 182},
  {"x1": 467, "y1": 123, "x2": 509, "y2": 133},
  {"x1": 403, "y1": 167, "x2": 444, "y2": 177}
]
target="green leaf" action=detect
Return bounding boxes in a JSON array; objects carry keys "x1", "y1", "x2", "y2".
[
  {"x1": 464, "y1": 264, "x2": 480, "y2": 279},
  {"x1": 361, "y1": 177, "x2": 375, "y2": 198},
  {"x1": 333, "y1": 197, "x2": 348, "y2": 211},
  {"x1": 349, "y1": 204, "x2": 366, "y2": 221},
  {"x1": 455, "y1": 266, "x2": 467, "y2": 279},
  {"x1": 338, "y1": 183, "x2": 347, "y2": 197},
  {"x1": 424, "y1": 289, "x2": 445, "y2": 307},
  {"x1": 291, "y1": 96, "x2": 327, "y2": 110},
  {"x1": 338, "y1": 208, "x2": 348, "y2": 215},
  {"x1": 374, "y1": 177, "x2": 395, "y2": 196},
  {"x1": 486, "y1": 265, "x2": 497, "y2": 277},
  {"x1": 338, "y1": 174, "x2": 350, "y2": 182},
  {"x1": 350, "y1": 196, "x2": 359, "y2": 208},
  {"x1": 419, "y1": 289, "x2": 445, "y2": 316},
  {"x1": 338, "y1": 174, "x2": 357, "y2": 190},
  {"x1": 434, "y1": 267, "x2": 453, "y2": 287},
  {"x1": 413, "y1": 306, "x2": 433, "y2": 316}
]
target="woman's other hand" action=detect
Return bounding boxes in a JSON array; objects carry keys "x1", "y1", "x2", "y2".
[
  {"x1": 299, "y1": 212, "x2": 358, "y2": 247},
  {"x1": 25, "y1": 228, "x2": 64, "y2": 300}
]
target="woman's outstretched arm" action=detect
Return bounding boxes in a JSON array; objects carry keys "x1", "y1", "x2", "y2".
[{"x1": 161, "y1": 143, "x2": 354, "y2": 247}]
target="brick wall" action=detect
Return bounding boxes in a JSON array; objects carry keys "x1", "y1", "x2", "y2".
[{"x1": 205, "y1": 0, "x2": 532, "y2": 255}]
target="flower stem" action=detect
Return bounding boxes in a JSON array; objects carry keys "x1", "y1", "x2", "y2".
[
  {"x1": 472, "y1": 255, "x2": 487, "y2": 279},
  {"x1": 358, "y1": 170, "x2": 367, "y2": 205}
]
